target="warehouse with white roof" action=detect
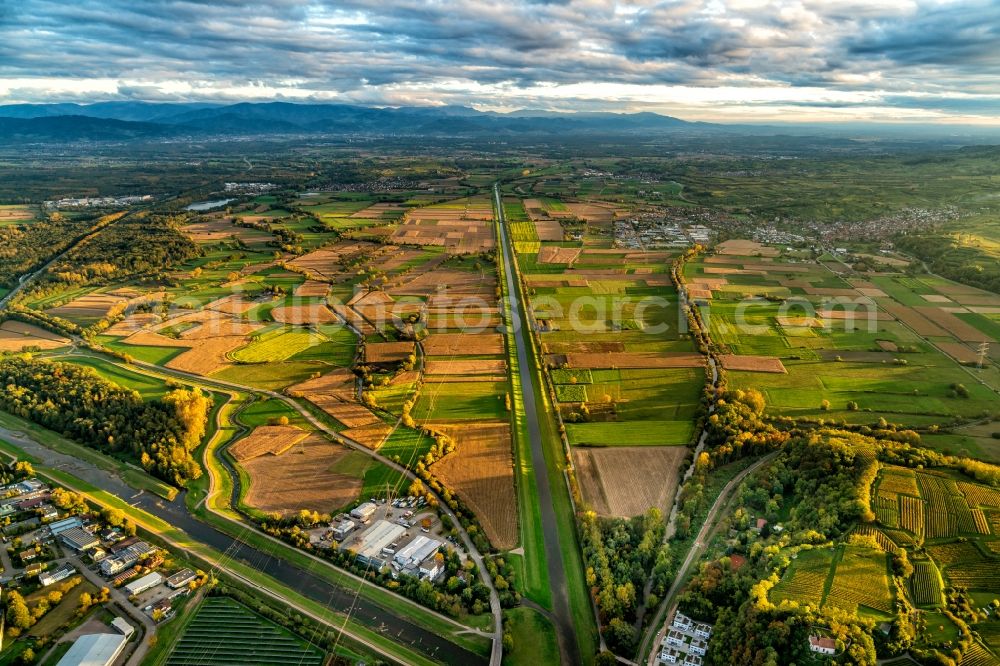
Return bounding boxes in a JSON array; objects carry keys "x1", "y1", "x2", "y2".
[
  {"x1": 353, "y1": 520, "x2": 405, "y2": 568},
  {"x1": 56, "y1": 633, "x2": 127, "y2": 666},
  {"x1": 394, "y1": 535, "x2": 441, "y2": 569}
]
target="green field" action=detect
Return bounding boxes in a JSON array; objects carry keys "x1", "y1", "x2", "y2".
[
  {"x1": 694, "y1": 250, "x2": 1000, "y2": 426},
  {"x1": 411, "y1": 380, "x2": 508, "y2": 421},
  {"x1": 230, "y1": 326, "x2": 327, "y2": 363},
  {"x1": 60, "y1": 355, "x2": 172, "y2": 399}
]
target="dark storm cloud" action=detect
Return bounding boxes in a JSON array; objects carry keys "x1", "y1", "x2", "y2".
[{"x1": 0, "y1": 0, "x2": 998, "y2": 120}]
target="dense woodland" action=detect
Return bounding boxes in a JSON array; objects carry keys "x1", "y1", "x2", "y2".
[
  {"x1": 0, "y1": 356, "x2": 209, "y2": 486},
  {"x1": 898, "y1": 232, "x2": 1000, "y2": 294},
  {"x1": 28, "y1": 211, "x2": 199, "y2": 298},
  {"x1": 675, "y1": 416, "x2": 1000, "y2": 666},
  {"x1": 580, "y1": 509, "x2": 672, "y2": 653},
  {"x1": 0, "y1": 213, "x2": 100, "y2": 288}
]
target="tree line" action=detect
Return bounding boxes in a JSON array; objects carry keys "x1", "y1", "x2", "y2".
[{"x1": 0, "y1": 356, "x2": 209, "y2": 486}]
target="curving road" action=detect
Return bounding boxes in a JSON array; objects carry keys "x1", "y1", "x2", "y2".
[
  {"x1": 0, "y1": 201, "x2": 505, "y2": 664},
  {"x1": 640, "y1": 451, "x2": 779, "y2": 664},
  {"x1": 0, "y1": 419, "x2": 483, "y2": 665},
  {"x1": 494, "y1": 184, "x2": 580, "y2": 665}
]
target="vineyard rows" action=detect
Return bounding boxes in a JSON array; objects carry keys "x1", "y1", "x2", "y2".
[
  {"x1": 826, "y1": 548, "x2": 894, "y2": 615},
  {"x1": 910, "y1": 560, "x2": 943, "y2": 606},
  {"x1": 900, "y1": 494, "x2": 926, "y2": 537}
]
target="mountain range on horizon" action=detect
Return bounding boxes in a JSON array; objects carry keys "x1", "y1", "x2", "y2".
[
  {"x1": 0, "y1": 101, "x2": 712, "y2": 142},
  {"x1": 0, "y1": 101, "x2": 998, "y2": 144}
]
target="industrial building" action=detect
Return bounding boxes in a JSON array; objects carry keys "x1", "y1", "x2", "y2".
[
  {"x1": 48, "y1": 516, "x2": 83, "y2": 536},
  {"x1": 40, "y1": 563, "x2": 76, "y2": 587},
  {"x1": 111, "y1": 617, "x2": 134, "y2": 638},
  {"x1": 350, "y1": 502, "x2": 378, "y2": 523},
  {"x1": 332, "y1": 519, "x2": 355, "y2": 541},
  {"x1": 59, "y1": 527, "x2": 100, "y2": 553},
  {"x1": 166, "y1": 568, "x2": 196, "y2": 589},
  {"x1": 56, "y1": 633, "x2": 127, "y2": 666},
  {"x1": 352, "y1": 520, "x2": 405, "y2": 568},
  {"x1": 125, "y1": 572, "x2": 163, "y2": 596},
  {"x1": 393, "y1": 535, "x2": 441, "y2": 569},
  {"x1": 100, "y1": 540, "x2": 155, "y2": 575}
]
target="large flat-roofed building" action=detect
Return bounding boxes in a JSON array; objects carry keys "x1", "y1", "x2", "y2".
[
  {"x1": 60, "y1": 527, "x2": 100, "y2": 553},
  {"x1": 394, "y1": 535, "x2": 441, "y2": 569},
  {"x1": 124, "y1": 572, "x2": 163, "y2": 596},
  {"x1": 48, "y1": 516, "x2": 83, "y2": 536},
  {"x1": 353, "y1": 520, "x2": 405, "y2": 568},
  {"x1": 166, "y1": 568, "x2": 196, "y2": 589},
  {"x1": 56, "y1": 633, "x2": 126, "y2": 666},
  {"x1": 40, "y1": 563, "x2": 76, "y2": 587},
  {"x1": 350, "y1": 502, "x2": 378, "y2": 522}
]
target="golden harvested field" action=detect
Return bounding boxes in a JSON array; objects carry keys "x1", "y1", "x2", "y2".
[
  {"x1": 951, "y1": 294, "x2": 1000, "y2": 306},
  {"x1": 914, "y1": 307, "x2": 993, "y2": 342},
  {"x1": 104, "y1": 312, "x2": 161, "y2": 336},
  {"x1": 295, "y1": 280, "x2": 331, "y2": 297},
  {"x1": 241, "y1": 435, "x2": 362, "y2": 516},
  {"x1": 424, "y1": 359, "x2": 506, "y2": 375},
  {"x1": 229, "y1": 425, "x2": 311, "y2": 462},
  {"x1": 877, "y1": 301, "x2": 950, "y2": 337},
  {"x1": 562, "y1": 203, "x2": 619, "y2": 223},
  {"x1": 389, "y1": 267, "x2": 491, "y2": 297},
  {"x1": 363, "y1": 341, "x2": 414, "y2": 364},
  {"x1": 182, "y1": 217, "x2": 272, "y2": 244},
  {"x1": 121, "y1": 330, "x2": 191, "y2": 348},
  {"x1": 423, "y1": 333, "x2": 504, "y2": 355},
  {"x1": 0, "y1": 321, "x2": 70, "y2": 351},
  {"x1": 347, "y1": 290, "x2": 395, "y2": 307},
  {"x1": 205, "y1": 294, "x2": 260, "y2": 315},
  {"x1": 270, "y1": 303, "x2": 339, "y2": 325},
  {"x1": 146, "y1": 308, "x2": 261, "y2": 340},
  {"x1": 428, "y1": 422, "x2": 516, "y2": 550},
  {"x1": 165, "y1": 335, "x2": 247, "y2": 375},
  {"x1": 314, "y1": 398, "x2": 381, "y2": 429},
  {"x1": 288, "y1": 368, "x2": 357, "y2": 400},
  {"x1": 119, "y1": 310, "x2": 261, "y2": 375},
  {"x1": 820, "y1": 309, "x2": 895, "y2": 321},
  {"x1": 329, "y1": 304, "x2": 375, "y2": 336},
  {"x1": 288, "y1": 242, "x2": 382, "y2": 280},
  {"x1": 937, "y1": 342, "x2": 983, "y2": 364},
  {"x1": 47, "y1": 293, "x2": 128, "y2": 320},
  {"x1": 714, "y1": 239, "x2": 780, "y2": 256},
  {"x1": 342, "y1": 423, "x2": 395, "y2": 449},
  {"x1": 719, "y1": 354, "x2": 787, "y2": 373},
  {"x1": 537, "y1": 246, "x2": 581, "y2": 264},
  {"x1": 0, "y1": 205, "x2": 34, "y2": 221},
  {"x1": 533, "y1": 220, "x2": 564, "y2": 241},
  {"x1": 391, "y1": 219, "x2": 494, "y2": 253},
  {"x1": 573, "y1": 446, "x2": 688, "y2": 517},
  {"x1": 562, "y1": 352, "x2": 703, "y2": 369}
]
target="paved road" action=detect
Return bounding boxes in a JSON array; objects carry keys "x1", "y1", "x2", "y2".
[
  {"x1": 642, "y1": 452, "x2": 779, "y2": 665},
  {"x1": 494, "y1": 184, "x2": 580, "y2": 665},
  {"x1": 0, "y1": 212, "x2": 125, "y2": 310},
  {"x1": 83, "y1": 351, "x2": 504, "y2": 665},
  {"x1": 0, "y1": 422, "x2": 486, "y2": 666},
  {"x1": 0, "y1": 202, "x2": 504, "y2": 663},
  {"x1": 68, "y1": 555, "x2": 157, "y2": 666}
]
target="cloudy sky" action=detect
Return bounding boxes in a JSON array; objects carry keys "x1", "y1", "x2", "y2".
[{"x1": 1, "y1": 0, "x2": 998, "y2": 123}]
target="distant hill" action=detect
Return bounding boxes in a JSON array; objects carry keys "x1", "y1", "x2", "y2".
[{"x1": 0, "y1": 101, "x2": 717, "y2": 142}]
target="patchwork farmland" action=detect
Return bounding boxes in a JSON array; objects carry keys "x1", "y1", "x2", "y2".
[
  {"x1": 513, "y1": 193, "x2": 704, "y2": 518},
  {"x1": 685, "y1": 240, "x2": 1000, "y2": 426}
]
